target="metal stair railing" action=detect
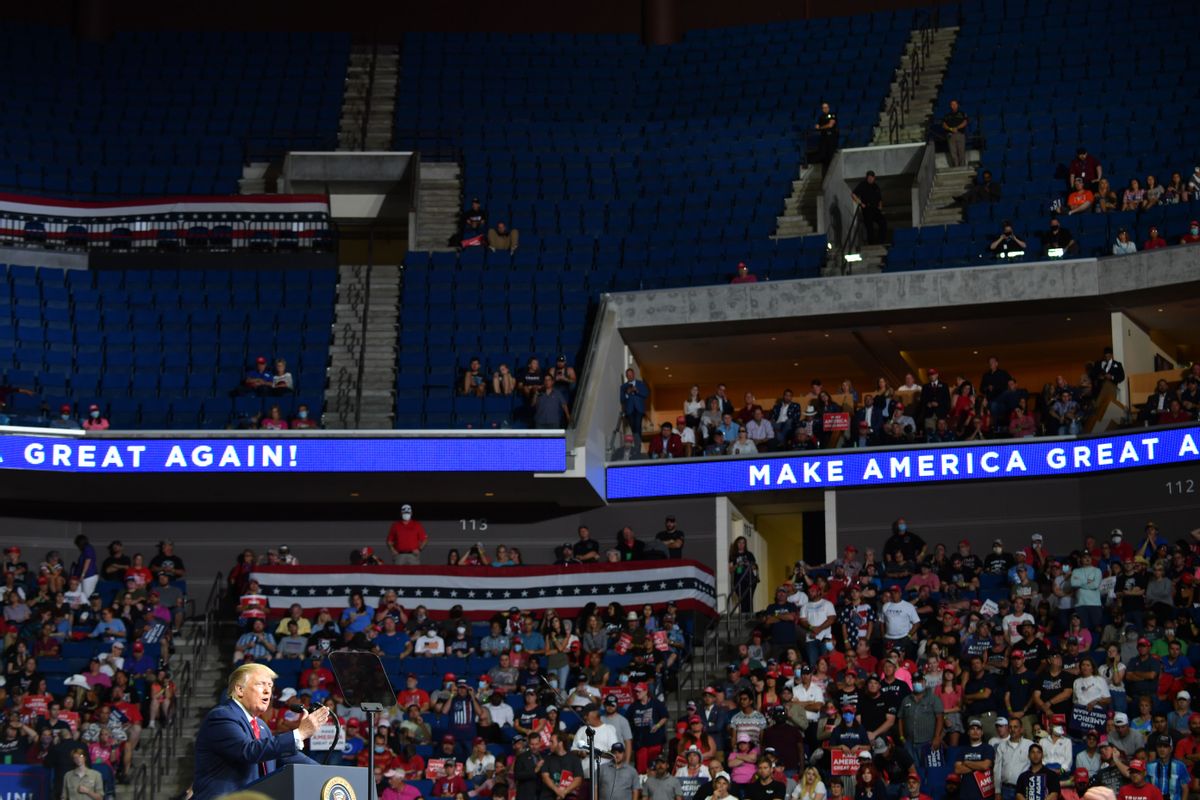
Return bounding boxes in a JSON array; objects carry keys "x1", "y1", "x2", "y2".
[{"x1": 131, "y1": 571, "x2": 223, "y2": 800}]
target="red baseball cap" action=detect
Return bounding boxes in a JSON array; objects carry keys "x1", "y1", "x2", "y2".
[
  {"x1": 1130, "y1": 759, "x2": 1146, "y2": 772},
  {"x1": 634, "y1": 682, "x2": 650, "y2": 693},
  {"x1": 688, "y1": 715, "x2": 702, "y2": 724},
  {"x1": 1051, "y1": 714, "x2": 1066, "y2": 725},
  {"x1": 1073, "y1": 768, "x2": 1090, "y2": 783},
  {"x1": 442, "y1": 673, "x2": 456, "y2": 682}
]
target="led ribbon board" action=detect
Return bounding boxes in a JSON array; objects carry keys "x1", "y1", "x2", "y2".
[
  {"x1": 606, "y1": 425, "x2": 1200, "y2": 500},
  {"x1": 0, "y1": 433, "x2": 566, "y2": 473}
]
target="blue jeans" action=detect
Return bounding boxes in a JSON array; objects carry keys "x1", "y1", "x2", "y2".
[
  {"x1": 804, "y1": 640, "x2": 828, "y2": 668},
  {"x1": 1001, "y1": 785, "x2": 1017, "y2": 800}
]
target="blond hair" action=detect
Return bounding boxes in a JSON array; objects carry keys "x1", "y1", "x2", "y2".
[{"x1": 227, "y1": 663, "x2": 279, "y2": 699}]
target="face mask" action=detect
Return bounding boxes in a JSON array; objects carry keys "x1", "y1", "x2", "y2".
[
  {"x1": 618, "y1": 675, "x2": 629, "y2": 685},
  {"x1": 898, "y1": 523, "x2": 907, "y2": 533},
  {"x1": 913, "y1": 682, "x2": 924, "y2": 693},
  {"x1": 375, "y1": 745, "x2": 386, "y2": 753},
  {"x1": 993, "y1": 546, "x2": 1003, "y2": 554},
  {"x1": 60, "y1": 414, "x2": 69, "y2": 421},
  {"x1": 1167, "y1": 629, "x2": 1176, "y2": 638},
  {"x1": 513, "y1": 644, "x2": 522, "y2": 652},
  {"x1": 1192, "y1": 227, "x2": 1198, "y2": 235},
  {"x1": 1052, "y1": 725, "x2": 1064, "y2": 736},
  {"x1": 401, "y1": 512, "x2": 412, "y2": 521},
  {"x1": 298, "y1": 410, "x2": 308, "y2": 420},
  {"x1": 824, "y1": 641, "x2": 835, "y2": 652},
  {"x1": 842, "y1": 713, "x2": 856, "y2": 724},
  {"x1": 90, "y1": 411, "x2": 100, "y2": 419}
]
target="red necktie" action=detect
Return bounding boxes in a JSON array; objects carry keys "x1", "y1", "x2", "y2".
[{"x1": 251, "y1": 717, "x2": 267, "y2": 777}]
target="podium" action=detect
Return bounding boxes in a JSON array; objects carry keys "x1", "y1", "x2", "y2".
[{"x1": 248, "y1": 763, "x2": 371, "y2": 800}]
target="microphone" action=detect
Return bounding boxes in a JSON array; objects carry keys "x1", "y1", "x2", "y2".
[{"x1": 288, "y1": 702, "x2": 324, "y2": 714}]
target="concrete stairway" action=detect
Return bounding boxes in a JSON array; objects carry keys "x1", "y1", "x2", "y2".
[
  {"x1": 356, "y1": 265, "x2": 402, "y2": 429},
  {"x1": 322, "y1": 265, "x2": 400, "y2": 429},
  {"x1": 921, "y1": 163, "x2": 979, "y2": 226},
  {"x1": 871, "y1": 27, "x2": 959, "y2": 145},
  {"x1": 117, "y1": 622, "x2": 226, "y2": 800},
  {"x1": 338, "y1": 44, "x2": 400, "y2": 151},
  {"x1": 323, "y1": 264, "x2": 368, "y2": 429},
  {"x1": 413, "y1": 162, "x2": 462, "y2": 251},
  {"x1": 773, "y1": 164, "x2": 822, "y2": 239}
]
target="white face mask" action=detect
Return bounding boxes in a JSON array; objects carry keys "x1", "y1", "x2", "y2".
[
  {"x1": 401, "y1": 512, "x2": 412, "y2": 521},
  {"x1": 1052, "y1": 725, "x2": 1064, "y2": 736}
]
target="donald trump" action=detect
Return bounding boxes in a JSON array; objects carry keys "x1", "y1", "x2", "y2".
[{"x1": 192, "y1": 662, "x2": 331, "y2": 800}]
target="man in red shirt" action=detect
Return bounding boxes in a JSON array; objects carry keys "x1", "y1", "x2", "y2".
[
  {"x1": 1182, "y1": 221, "x2": 1200, "y2": 245},
  {"x1": 1119, "y1": 760, "x2": 1163, "y2": 800},
  {"x1": 299, "y1": 656, "x2": 335, "y2": 690},
  {"x1": 396, "y1": 675, "x2": 431, "y2": 712},
  {"x1": 387, "y1": 504, "x2": 428, "y2": 565},
  {"x1": 1068, "y1": 147, "x2": 1103, "y2": 189},
  {"x1": 731, "y1": 262, "x2": 758, "y2": 284},
  {"x1": 1145, "y1": 226, "x2": 1168, "y2": 250},
  {"x1": 648, "y1": 422, "x2": 684, "y2": 459}
]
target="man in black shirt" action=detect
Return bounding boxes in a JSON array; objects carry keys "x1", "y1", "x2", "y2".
[
  {"x1": 859, "y1": 675, "x2": 897, "y2": 742},
  {"x1": 1040, "y1": 217, "x2": 1077, "y2": 257},
  {"x1": 962, "y1": 656, "x2": 999, "y2": 739},
  {"x1": 513, "y1": 735, "x2": 543, "y2": 800},
  {"x1": 574, "y1": 526, "x2": 600, "y2": 563},
  {"x1": 539, "y1": 735, "x2": 583, "y2": 800},
  {"x1": 1004, "y1": 650, "x2": 1038, "y2": 738},
  {"x1": 1015, "y1": 743, "x2": 1060, "y2": 800},
  {"x1": 852, "y1": 171, "x2": 887, "y2": 245},
  {"x1": 1033, "y1": 652, "x2": 1073, "y2": 720},
  {"x1": 655, "y1": 517, "x2": 685, "y2": 559},
  {"x1": 761, "y1": 708, "x2": 804, "y2": 772},
  {"x1": 101, "y1": 540, "x2": 131, "y2": 582},
  {"x1": 743, "y1": 758, "x2": 787, "y2": 800},
  {"x1": 814, "y1": 103, "x2": 839, "y2": 169},
  {"x1": 149, "y1": 540, "x2": 185, "y2": 580},
  {"x1": 983, "y1": 540, "x2": 1014, "y2": 576},
  {"x1": 883, "y1": 520, "x2": 926, "y2": 564},
  {"x1": 953, "y1": 170, "x2": 1002, "y2": 207}
]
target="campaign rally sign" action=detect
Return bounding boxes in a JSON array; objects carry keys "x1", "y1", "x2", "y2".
[{"x1": 608, "y1": 425, "x2": 1200, "y2": 499}]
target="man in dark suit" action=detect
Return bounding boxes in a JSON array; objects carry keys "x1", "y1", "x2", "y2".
[
  {"x1": 919, "y1": 368, "x2": 952, "y2": 433},
  {"x1": 618, "y1": 368, "x2": 649, "y2": 450},
  {"x1": 854, "y1": 393, "x2": 886, "y2": 444},
  {"x1": 192, "y1": 663, "x2": 330, "y2": 800},
  {"x1": 769, "y1": 389, "x2": 802, "y2": 447},
  {"x1": 1091, "y1": 346, "x2": 1126, "y2": 386}
]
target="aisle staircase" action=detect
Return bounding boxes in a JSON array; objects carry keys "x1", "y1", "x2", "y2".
[
  {"x1": 921, "y1": 165, "x2": 979, "y2": 226},
  {"x1": 338, "y1": 44, "x2": 400, "y2": 152},
  {"x1": 413, "y1": 162, "x2": 463, "y2": 252},
  {"x1": 773, "y1": 164, "x2": 822, "y2": 240},
  {"x1": 121, "y1": 612, "x2": 227, "y2": 800},
  {"x1": 872, "y1": 26, "x2": 960, "y2": 145},
  {"x1": 323, "y1": 264, "x2": 401, "y2": 429}
]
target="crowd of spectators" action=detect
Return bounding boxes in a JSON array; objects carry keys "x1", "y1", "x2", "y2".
[
  {"x1": 618, "y1": 352, "x2": 1196, "y2": 459},
  {"x1": 720, "y1": 517, "x2": 1200, "y2": 800},
  {"x1": 956, "y1": 147, "x2": 1200, "y2": 262},
  {"x1": 0, "y1": 537, "x2": 186, "y2": 799},
  {"x1": 219, "y1": 515, "x2": 1200, "y2": 800},
  {"x1": 226, "y1": 535, "x2": 703, "y2": 798},
  {"x1": 459, "y1": 354, "x2": 577, "y2": 429}
]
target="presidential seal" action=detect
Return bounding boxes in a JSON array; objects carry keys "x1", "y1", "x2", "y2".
[{"x1": 320, "y1": 776, "x2": 357, "y2": 800}]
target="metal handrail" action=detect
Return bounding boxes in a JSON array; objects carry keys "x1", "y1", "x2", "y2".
[
  {"x1": 360, "y1": 46, "x2": 378, "y2": 153},
  {"x1": 131, "y1": 571, "x2": 224, "y2": 800},
  {"x1": 838, "y1": 205, "x2": 864, "y2": 275},
  {"x1": 884, "y1": 7, "x2": 940, "y2": 145}
]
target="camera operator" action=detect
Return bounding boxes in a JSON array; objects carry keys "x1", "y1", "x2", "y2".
[{"x1": 988, "y1": 221, "x2": 1027, "y2": 259}]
